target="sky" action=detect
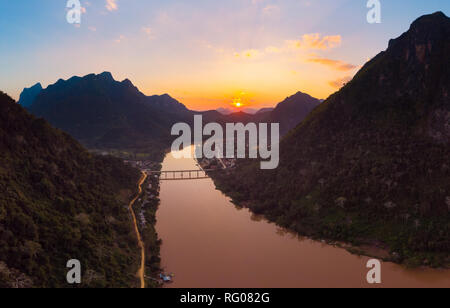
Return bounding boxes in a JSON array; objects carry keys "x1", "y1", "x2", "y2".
[{"x1": 0, "y1": 0, "x2": 449, "y2": 111}]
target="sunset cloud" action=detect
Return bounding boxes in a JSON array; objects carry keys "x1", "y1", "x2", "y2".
[
  {"x1": 114, "y1": 35, "x2": 125, "y2": 43},
  {"x1": 265, "y1": 46, "x2": 282, "y2": 53},
  {"x1": 2, "y1": 0, "x2": 429, "y2": 111},
  {"x1": 288, "y1": 33, "x2": 342, "y2": 50},
  {"x1": 251, "y1": 0, "x2": 265, "y2": 5},
  {"x1": 262, "y1": 5, "x2": 280, "y2": 16},
  {"x1": 307, "y1": 56, "x2": 357, "y2": 71},
  {"x1": 328, "y1": 76, "x2": 353, "y2": 88},
  {"x1": 234, "y1": 49, "x2": 262, "y2": 59},
  {"x1": 142, "y1": 27, "x2": 156, "y2": 40},
  {"x1": 224, "y1": 33, "x2": 344, "y2": 60},
  {"x1": 106, "y1": 0, "x2": 118, "y2": 11}
]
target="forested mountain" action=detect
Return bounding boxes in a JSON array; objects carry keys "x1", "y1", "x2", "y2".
[
  {"x1": 22, "y1": 72, "x2": 321, "y2": 154},
  {"x1": 210, "y1": 12, "x2": 450, "y2": 267},
  {"x1": 201, "y1": 92, "x2": 320, "y2": 132},
  {"x1": 0, "y1": 91, "x2": 144, "y2": 287},
  {"x1": 25, "y1": 72, "x2": 191, "y2": 154},
  {"x1": 266, "y1": 92, "x2": 321, "y2": 136},
  {"x1": 256, "y1": 108, "x2": 274, "y2": 115}
]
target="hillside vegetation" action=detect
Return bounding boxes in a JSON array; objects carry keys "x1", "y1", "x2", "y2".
[
  {"x1": 210, "y1": 12, "x2": 450, "y2": 267},
  {"x1": 0, "y1": 91, "x2": 146, "y2": 287},
  {"x1": 26, "y1": 72, "x2": 190, "y2": 160}
]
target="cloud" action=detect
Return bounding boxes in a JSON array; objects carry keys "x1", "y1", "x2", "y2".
[
  {"x1": 300, "y1": 1, "x2": 312, "y2": 7},
  {"x1": 206, "y1": 32, "x2": 346, "y2": 63},
  {"x1": 251, "y1": 0, "x2": 265, "y2": 5},
  {"x1": 234, "y1": 49, "x2": 262, "y2": 59},
  {"x1": 142, "y1": 27, "x2": 156, "y2": 40},
  {"x1": 265, "y1": 46, "x2": 282, "y2": 53},
  {"x1": 307, "y1": 56, "x2": 357, "y2": 71},
  {"x1": 106, "y1": 0, "x2": 118, "y2": 11},
  {"x1": 114, "y1": 35, "x2": 125, "y2": 43},
  {"x1": 262, "y1": 5, "x2": 279, "y2": 16},
  {"x1": 328, "y1": 76, "x2": 353, "y2": 88},
  {"x1": 205, "y1": 43, "x2": 225, "y2": 54},
  {"x1": 288, "y1": 33, "x2": 341, "y2": 50}
]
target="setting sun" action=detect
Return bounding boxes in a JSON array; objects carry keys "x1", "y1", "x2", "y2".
[{"x1": 232, "y1": 98, "x2": 243, "y2": 108}]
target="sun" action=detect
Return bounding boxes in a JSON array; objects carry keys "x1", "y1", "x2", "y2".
[{"x1": 232, "y1": 98, "x2": 243, "y2": 108}]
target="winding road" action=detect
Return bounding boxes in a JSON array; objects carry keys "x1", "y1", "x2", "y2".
[{"x1": 128, "y1": 172, "x2": 147, "y2": 288}]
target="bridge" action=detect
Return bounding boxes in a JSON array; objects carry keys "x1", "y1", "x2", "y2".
[{"x1": 145, "y1": 169, "x2": 218, "y2": 181}]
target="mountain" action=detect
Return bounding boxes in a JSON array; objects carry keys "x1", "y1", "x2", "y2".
[
  {"x1": 210, "y1": 12, "x2": 450, "y2": 267},
  {"x1": 220, "y1": 111, "x2": 264, "y2": 123},
  {"x1": 211, "y1": 94, "x2": 319, "y2": 132},
  {"x1": 26, "y1": 72, "x2": 191, "y2": 157},
  {"x1": 23, "y1": 72, "x2": 320, "y2": 155},
  {"x1": 218, "y1": 107, "x2": 273, "y2": 116},
  {"x1": 18, "y1": 83, "x2": 42, "y2": 108},
  {"x1": 146, "y1": 93, "x2": 190, "y2": 115},
  {"x1": 242, "y1": 108, "x2": 259, "y2": 114},
  {"x1": 256, "y1": 107, "x2": 274, "y2": 114},
  {"x1": 217, "y1": 107, "x2": 234, "y2": 115},
  {"x1": 265, "y1": 92, "x2": 321, "y2": 136},
  {"x1": 0, "y1": 91, "x2": 150, "y2": 287},
  {"x1": 200, "y1": 110, "x2": 270, "y2": 128}
]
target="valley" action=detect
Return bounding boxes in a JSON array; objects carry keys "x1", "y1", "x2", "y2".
[{"x1": 0, "y1": 9, "x2": 449, "y2": 289}]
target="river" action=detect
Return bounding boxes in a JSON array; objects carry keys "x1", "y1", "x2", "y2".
[{"x1": 155, "y1": 146, "x2": 450, "y2": 288}]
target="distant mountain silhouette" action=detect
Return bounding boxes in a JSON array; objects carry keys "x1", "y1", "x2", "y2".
[
  {"x1": 216, "y1": 107, "x2": 234, "y2": 115},
  {"x1": 242, "y1": 108, "x2": 259, "y2": 114},
  {"x1": 210, "y1": 94, "x2": 319, "y2": 132},
  {"x1": 211, "y1": 12, "x2": 450, "y2": 267},
  {"x1": 0, "y1": 91, "x2": 144, "y2": 287},
  {"x1": 217, "y1": 107, "x2": 271, "y2": 115},
  {"x1": 264, "y1": 92, "x2": 321, "y2": 135},
  {"x1": 256, "y1": 107, "x2": 274, "y2": 114},
  {"x1": 18, "y1": 83, "x2": 42, "y2": 108},
  {"x1": 22, "y1": 71, "x2": 322, "y2": 152},
  {"x1": 27, "y1": 72, "x2": 191, "y2": 152}
]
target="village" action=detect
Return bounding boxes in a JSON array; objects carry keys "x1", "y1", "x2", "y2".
[
  {"x1": 122, "y1": 156, "x2": 238, "y2": 286},
  {"x1": 197, "y1": 157, "x2": 236, "y2": 171},
  {"x1": 123, "y1": 159, "x2": 172, "y2": 285},
  {"x1": 124, "y1": 159, "x2": 161, "y2": 173}
]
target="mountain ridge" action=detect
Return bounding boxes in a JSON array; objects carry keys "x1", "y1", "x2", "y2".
[
  {"x1": 0, "y1": 91, "x2": 149, "y2": 287},
  {"x1": 18, "y1": 83, "x2": 42, "y2": 108},
  {"x1": 265, "y1": 91, "x2": 321, "y2": 136},
  {"x1": 209, "y1": 11, "x2": 450, "y2": 267},
  {"x1": 22, "y1": 72, "x2": 323, "y2": 155},
  {"x1": 26, "y1": 72, "x2": 190, "y2": 157}
]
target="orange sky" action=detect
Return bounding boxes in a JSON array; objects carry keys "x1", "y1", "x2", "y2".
[
  {"x1": 129, "y1": 34, "x2": 361, "y2": 110},
  {"x1": 3, "y1": 1, "x2": 446, "y2": 111}
]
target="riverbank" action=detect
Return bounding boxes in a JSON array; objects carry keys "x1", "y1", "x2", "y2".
[
  {"x1": 125, "y1": 160, "x2": 164, "y2": 288},
  {"x1": 127, "y1": 173, "x2": 148, "y2": 288},
  {"x1": 201, "y1": 158, "x2": 449, "y2": 269},
  {"x1": 156, "y1": 147, "x2": 450, "y2": 288}
]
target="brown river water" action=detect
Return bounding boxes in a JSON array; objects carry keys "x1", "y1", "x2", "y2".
[{"x1": 155, "y1": 146, "x2": 450, "y2": 288}]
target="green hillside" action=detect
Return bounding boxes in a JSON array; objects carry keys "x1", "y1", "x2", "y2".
[
  {"x1": 210, "y1": 12, "x2": 450, "y2": 267},
  {"x1": 26, "y1": 72, "x2": 191, "y2": 160},
  {"x1": 0, "y1": 91, "x2": 146, "y2": 287}
]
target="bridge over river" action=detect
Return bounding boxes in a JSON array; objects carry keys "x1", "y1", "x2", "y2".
[
  {"x1": 145, "y1": 169, "x2": 219, "y2": 180},
  {"x1": 144, "y1": 155, "x2": 228, "y2": 181}
]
